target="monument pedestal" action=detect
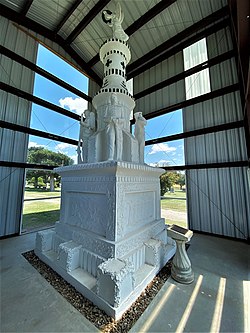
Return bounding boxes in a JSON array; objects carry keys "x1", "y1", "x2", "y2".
[
  {"x1": 167, "y1": 225, "x2": 194, "y2": 284},
  {"x1": 35, "y1": 161, "x2": 176, "y2": 319}
]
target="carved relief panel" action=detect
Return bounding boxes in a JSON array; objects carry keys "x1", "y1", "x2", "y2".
[{"x1": 116, "y1": 180, "x2": 159, "y2": 239}]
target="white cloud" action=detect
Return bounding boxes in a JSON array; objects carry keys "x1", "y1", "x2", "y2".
[
  {"x1": 69, "y1": 154, "x2": 78, "y2": 164},
  {"x1": 59, "y1": 97, "x2": 87, "y2": 115},
  {"x1": 157, "y1": 159, "x2": 170, "y2": 166},
  {"x1": 147, "y1": 160, "x2": 170, "y2": 167},
  {"x1": 28, "y1": 141, "x2": 45, "y2": 148},
  {"x1": 55, "y1": 143, "x2": 75, "y2": 152},
  {"x1": 149, "y1": 143, "x2": 177, "y2": 155}
]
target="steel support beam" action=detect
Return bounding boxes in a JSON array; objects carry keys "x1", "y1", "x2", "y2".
[
  {"x1": 0, "y1": 82, "x2": 81, "y2": 121},
  {"x1": 134, "y1": 50, "x2": 235, "y2": 100},
  {"x1": 0, "y1": 4, "x2": 102, "y2": 85},
  {"x1": 131, "y1": 84, "x2": 239, "y2": 124},
  {"x1": 54, "y1": 0, "x2": 83, "y2": 34},
  {"x1": 127, "y1": 7, "x2": 229, "y2": 79},
  {"x1": 88, "y1": 0, "x2": 176, "y2": 67},
  {"x1": 0, "y1": 120, "x2": 78, "y2": 146},
  {"x1": 0, "y1": 45, "x2": 91, "y2": 102},
  {"x1": 228, "y1": 0, "x2": 250, "y2": 160},
  {"x1": 20, "y1": 0, "x2": 33, "y2": 16},
  {"x1": 0, "y1": 160, "x2": 56, "y2": 170},
  {"x1": 162, "y1": 160, "x2": 249, "y2": 171},
  {"x1": 145, "y1": 120, "x2": 244, "y2": 146},
  {"x1": 66, "y1": 0, "x2": 111, "y2": 44}
]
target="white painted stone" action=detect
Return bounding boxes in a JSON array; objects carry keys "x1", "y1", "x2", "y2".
[
  {"x1": 35, "y1": 3, "x2": 176, "y2": 319},
  {"x1": 134, "y1": 112, "x2": 147, "y2": 164},
  {"x1": 36, "y1": 229, "x2": 54, "y2": 252},
  {"x1": 97, "y1": 258, "x2": 134, "y2": 307},
  {"x1": 57, "y1": 241, "x2": 82, "y2": 273},
  {"x1": 167, "y1": 225, "x2": 194, "y2": 284}
]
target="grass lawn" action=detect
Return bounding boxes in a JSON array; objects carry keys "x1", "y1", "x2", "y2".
[
  {"x1": 22, "y1": 197, "x2": 60, "y2": 232},
  {"x1": 161, "y1": 190, "x2": 187, "y2": 212},
  {"x1": 24, "y1": 187, "x2": 61, "y2": 199}
]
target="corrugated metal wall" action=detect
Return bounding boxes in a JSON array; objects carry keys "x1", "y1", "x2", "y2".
[
  {"x1": 133, "y1": 52, "x2": 185, "y2": 116},
  {"x1": 183, "y1": 27, "x2": 250, "y2": 239},
  {"x1": 0, "y1": 16, "x2": 38, "y2": 237}
]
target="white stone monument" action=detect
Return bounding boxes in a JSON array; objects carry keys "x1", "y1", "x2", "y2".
[{"x1": 35, "y1": 3, "x2": 176, "y2": 319}]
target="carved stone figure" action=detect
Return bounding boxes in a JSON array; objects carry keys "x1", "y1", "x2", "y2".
[
  {"x1": 102, "y1": 2, "x2": 129, "y2": 41},
  {"x1": 76, "y1": 141, "x2": 82, "y2": 164},
  {"x1": 79, "y1": 110, "x2": 95, "y2": 163},
  {"x1": 105, "y1": 118, "x2": 115, "y2": 160},
  {"x1": 134, "y1": 112, "x2": 147, "y2": 164},
  {"x1": 104, "y1": 93, "x2": 124, "y2": 160},
  {"x1": 114, "y1": 118, "x2": 124, "y2": 160}
]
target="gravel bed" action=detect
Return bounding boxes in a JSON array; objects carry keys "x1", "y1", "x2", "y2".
[{"x1": 23, "y1": 251, "x2": 172, "y2": 333}]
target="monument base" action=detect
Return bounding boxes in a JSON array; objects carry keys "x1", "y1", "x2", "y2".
[{"x1": 35, "y1": 161, "x2": 176, "y2": 319}]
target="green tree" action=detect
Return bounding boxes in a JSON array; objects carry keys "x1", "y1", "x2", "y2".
[
  {"x1": 26, "y1": 147, "x2": 74, "y2": 191},
  {"x1": 160, "y1": 171, "x2": 180, "y2": 196},
  {"x1": 176, "y1": 173, "x2": 186, "y2": 190}
]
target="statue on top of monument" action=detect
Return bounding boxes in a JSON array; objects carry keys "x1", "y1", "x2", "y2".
[{"x1": 102, "y1": 2, "x2": 129, "y2": 41}]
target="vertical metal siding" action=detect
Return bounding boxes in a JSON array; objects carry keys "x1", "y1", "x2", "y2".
[
  {"x1": 134, "y1": 52, "x2": 185, "y2": 116},
  {"x1": 0, "y1": 16, "x2": 38, "y2": 236},
  {"x1": 186, "y1": 168, "x2": 250, "y2": 239},
  {"x1": 183, "y1": 29, "x2": 250, "y2": 239}
]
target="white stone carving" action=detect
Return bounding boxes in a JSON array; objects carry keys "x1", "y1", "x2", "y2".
[
  {"x1": 134, "y1": 112, "x2": 147, "y2": 164},
  {"x1": 57, "y1": 241, "x2": 82, "y2": 273},
  {"x1": 97, "y1": 258, "x2": 134, "y2": 307},
  {"x1": 66, "y1": 193, "x2": 107, "y2": 237},
  {"x1": 78, "y1": 110, "x2": 96, "y2": 163},
  {"x1": 36, "y1": 229, "x2": 54, "y2": 252},
  {"x1": 35, "y1": 3, "x2": 176, "y2": 319},
  {"x1": 102, "y1": 3, "x2": 129, "y2": 42}
]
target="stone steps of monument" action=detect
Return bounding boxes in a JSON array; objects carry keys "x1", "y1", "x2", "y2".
[
  {"x1": 70, "y1": 268, "x2": 96, "y2": 291},
  {"x1": 42, "y1": 248, "x2": 157, "y2": 294},
  {"x1": 134, "y1": 263, "x2": 155, "y2": 287},
  {"x1": 42, "y1": 249, "x2": 97, "y2": 291}
]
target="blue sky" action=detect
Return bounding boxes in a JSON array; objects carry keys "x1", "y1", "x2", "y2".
[{"x1": 29, "y1": 44, "x2": 184, "y2": 165}]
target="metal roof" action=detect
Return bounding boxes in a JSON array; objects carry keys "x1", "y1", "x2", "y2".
[{"x1": 0, "y1": 0, "x2": 228, "y2": 82}]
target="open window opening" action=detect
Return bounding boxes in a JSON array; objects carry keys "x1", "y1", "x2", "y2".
[
  {"x1": 183, "y1": 38, "x2": 211, "y2": 99},
  {"x1": 21, "y1": 44, "x2": 88, "y2": 233}
]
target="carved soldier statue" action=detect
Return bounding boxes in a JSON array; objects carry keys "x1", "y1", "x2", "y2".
[
  {"x1": 78, "y1": 110, "x2": 95, "y2": 163},
  {"x1": 134, "y1": 112, "x2": 147, "y2": 164},
  {"x1": 104, "y1": 93, "x2": 124, "y2": 160}
]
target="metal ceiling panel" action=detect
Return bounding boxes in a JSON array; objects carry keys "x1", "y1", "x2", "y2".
[
  {"x1": 58, "y1": 0, "x2": 99, "y2": 38},
  {"x1": 70, "y1": 0, "x2": 160, "y2": 65},
  {"x1": 26, "y1": 0, "x2": 71, "y2": 31},
  {"x1": 0, "y1": 0, "x2": 228, "y2": 83},
  {"x1": 0, "y1": 0, "x2": 25, "y2": 11},
  {"x1": 126, "y1": 0, "x2": 227, "y2": 62}
]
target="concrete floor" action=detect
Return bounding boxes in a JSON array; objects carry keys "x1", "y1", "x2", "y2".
[{"x1": 0, "y1": 231, "x2": 249, "y2": 332}]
